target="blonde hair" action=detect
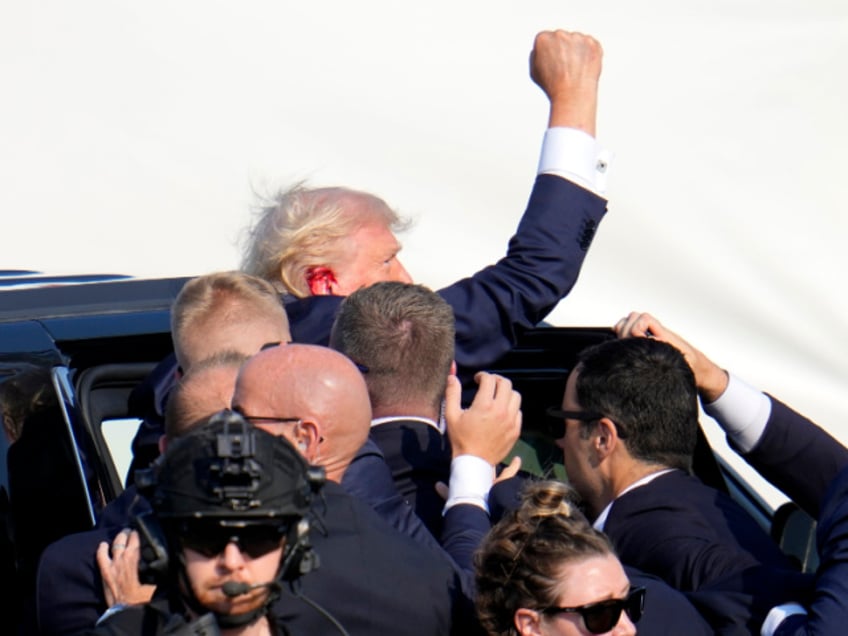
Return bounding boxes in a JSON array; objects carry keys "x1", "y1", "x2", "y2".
[
  {"x1": 240, "y1": 182, "x2": 409, "y2": 297},
  {"x1": 170, "y1": 271, "x2": 289, "y2": 370}
]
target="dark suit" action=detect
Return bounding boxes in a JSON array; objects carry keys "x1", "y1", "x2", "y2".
[
  {"x1": 368, "y1": 419, "x2": 452, "y2": 537},
  {"x1": 277, "y1": 480, "x2": 478, "y2": 636},
  {"x1": 287, "y1": 173, "x2": 606, "y2": 373},
  {"x1": 38, "y1": 480, "x2": 476, "y2": 636},
  {"x1": 36, "y1": 487, "x2": 148, "y2": 636},
  {"x1": 718, "y1": 394, "x2": 848, "y2": 635},
  {"x1": 603, "y1": 469, "x2": 812, "y2": 634},
  {"x1": 773, "y1": 465, "x2": 848, "y2": 635},
  {"x1": 738, "y1": 395, "x2": 848, "y2": 518}
]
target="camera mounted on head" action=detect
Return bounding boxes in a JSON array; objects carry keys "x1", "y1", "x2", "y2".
[{"x1": 134, "y1": 409, "x2": 325, "y2": 586}]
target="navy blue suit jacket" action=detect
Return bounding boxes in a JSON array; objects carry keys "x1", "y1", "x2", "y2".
[
  {"x1": 287, "y1": 173, "x2": 606, "y2": 372},
  {"x1": 718, "y1": 395, "x2": 848, "y2": 635},
  {"x1": 367, "y1": 419, "x2": 452, "y2": 538},
  {"x1": 604, "y1": 469, "x2": 812, "y2": 634},
  {"x1": 738, "y1": 395, "x2": 848, "y2": 518}
]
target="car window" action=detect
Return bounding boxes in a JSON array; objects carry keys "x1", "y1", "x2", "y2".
[{"x1": 101, "y1": 417, "x2": 142, "y2": 487}]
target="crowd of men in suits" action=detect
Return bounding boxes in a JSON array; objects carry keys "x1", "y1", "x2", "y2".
[{"x1": 27, "y1": 27, "x2": 847, "y2": 636}]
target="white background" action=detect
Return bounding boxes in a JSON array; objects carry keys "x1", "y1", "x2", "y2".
[{"x1": 3, "y1": 1, "x2": 846, "y2": 507}]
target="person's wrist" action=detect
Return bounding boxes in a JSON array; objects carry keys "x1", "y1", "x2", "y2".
[
  {"x1": 96, "y1": 603, "x2": 130, "y2": 626},
  {"x1": 698, "y1": 365, "x2": 729, "y2": 403}
]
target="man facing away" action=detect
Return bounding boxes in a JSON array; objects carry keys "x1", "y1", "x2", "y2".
[{"x1": 328, "y1": 280, "x2": 461, "y2": 536}]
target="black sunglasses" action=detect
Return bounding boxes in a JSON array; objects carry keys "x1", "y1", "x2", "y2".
[
  {"x1": 546, "y1": 407, "x2": 604, "y2": 422},
  {"x1": 179, "y1": 522, "x2": 287, "y2": 559},
  {"x1": 542, "y1": 586, "x2": 645, "y2": 633}
]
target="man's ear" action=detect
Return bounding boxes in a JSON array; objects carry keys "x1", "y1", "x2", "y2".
[
  {"x1": 594, "y1": 417, "x2": 620, "y2": 459},
  {"x1": 514, "y1": 608, "x2": 543, "y2": 636},
  {"x1": 294, "y1": 420, "x2": 322, "y2": 461},
  {"x1": 305, "y1": 266, "x2": 338, "y2": 296}
]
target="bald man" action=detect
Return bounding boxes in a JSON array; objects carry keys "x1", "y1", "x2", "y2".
[{"x1": 232, "y1": 344, "x2": 492, "y2": 635}]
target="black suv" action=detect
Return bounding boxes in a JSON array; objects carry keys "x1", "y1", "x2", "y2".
[{"x1": 0, "y1": 273, "x2": 816, "y2": 634}]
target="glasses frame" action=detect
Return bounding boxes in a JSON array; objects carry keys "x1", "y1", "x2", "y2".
[
  {"x1": 178, "y1": 522, "x2": 289, "y2": 559},
  {"x1": 542, "y1": 586, "x2": 646, "y2": 634},
  {"x1": 545, "y1": 407, "x2": 604, "y2": 422},
  {"x1": 240, "y1": 415, "x2": 303, "y2": 427}
]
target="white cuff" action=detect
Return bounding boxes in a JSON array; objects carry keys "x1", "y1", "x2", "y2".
[
  {"x1": 703, "y1": 373, "x2": 771, "y2": 453},
  {"x1": 443, "y1": 455, "x2": 495, "y2": 514},
  {"x1": 537, "y1": 127, "x2": 613, "y2": 197},
  {"x1": 761, "y1": 602, "x2": 807, "y2": 635}
]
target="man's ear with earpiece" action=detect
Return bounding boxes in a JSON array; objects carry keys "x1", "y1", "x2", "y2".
[{"x1": 294, "y1": 420, "x2": 322, "y2": 461}]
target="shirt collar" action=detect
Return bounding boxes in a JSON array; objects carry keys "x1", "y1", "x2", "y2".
[
  {"x1": 593, "y1": 468, "x2": 676, "y2": 531},
  {"x1": 370, "y1": 415, "x2": 444, "y2": 434}
]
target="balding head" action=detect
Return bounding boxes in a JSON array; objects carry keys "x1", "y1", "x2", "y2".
[
  {"x1": 231, "y1": 343, "x2": 372, "y2": 482},
  {"x1": 164, "y1": 351, "x2": 247, "y2": 441}
]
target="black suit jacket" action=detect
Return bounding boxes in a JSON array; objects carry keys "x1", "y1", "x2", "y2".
[
  {"x1": 368, "y1": 419, "x2": 451, "y2": 537},
  {"x1": 276, "y1": 481, "x2": 477, "y2": 636},
  {"x1": 36, "y1": 487, "x2": 147, "y2": 636},
  {"x1": 604, "y1": 469, "x2": 812, "y2": 634},
  {"x1": 38, "y1": 481, "x2": 476, "y2": 636}
]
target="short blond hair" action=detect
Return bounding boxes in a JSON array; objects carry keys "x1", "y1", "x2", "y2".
[{"x1": 170, "y1": 271, "x2": 289, "y2": 370}]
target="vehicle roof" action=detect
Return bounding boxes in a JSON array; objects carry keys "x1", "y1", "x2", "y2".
[{"x1": 0, "y1": 275, "x2": 190, "y2": 361}]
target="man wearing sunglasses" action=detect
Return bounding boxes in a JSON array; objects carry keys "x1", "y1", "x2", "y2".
[
  {"x1": 615, "y1": 311, "x2": 848, "y2": 636},
  {"x1": 551, "y1": 336, "x2": 813, "y2": 633},
  {"x1": 85, "y1": 410, "x2": 323, "y2": 635}
]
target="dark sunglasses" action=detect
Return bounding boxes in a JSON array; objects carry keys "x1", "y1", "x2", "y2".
[
  {"x1": 546, "y1": 407, "x2": 604, "y2": 422},
  {"x1": 542, "y1": 586, "x2": 645, "y2": 634},
  {"x1": 179, "y1": 522, "x2": 287, "y2": 559}
]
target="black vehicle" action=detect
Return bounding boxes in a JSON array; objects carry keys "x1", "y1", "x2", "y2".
[{"x1": 0, "y1": 273, "x2": 817, "y2": 633}]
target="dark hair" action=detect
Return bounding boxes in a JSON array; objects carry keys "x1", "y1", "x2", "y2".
[
  {"x1": 329, "y1": 282, "x2": 455, "y2": 413},
  {"x1": 474, "y1": 480, "x2": 616, "y2": 636},
  {"x1": 575, "y1": 337, "x2": 698, "y2": 471}
]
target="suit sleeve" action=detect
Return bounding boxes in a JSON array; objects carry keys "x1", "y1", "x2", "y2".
[
  {"x1": 440, "y1": 174, "x2": 607, "y2": 370},
  {"x1": 738, "y1": 396, "x2": 848, "y2": 518},
  {"x1": 773, "y1": 467, "x2": 848, "y2": 635}
]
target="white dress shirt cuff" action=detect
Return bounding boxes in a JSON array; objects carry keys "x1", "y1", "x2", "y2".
[
  {"x1": 537, "y1": 127, "x2": 613, "y2": 197},
  {"x1": 443, "y1": 455, "x2": 495, "y2": 514},
  {"x1": 761, "y1": 602, "x2": 807, "y2": 635},
  {"x1": 703, "y1": 372, "x2": 772, "y2": 453}
]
